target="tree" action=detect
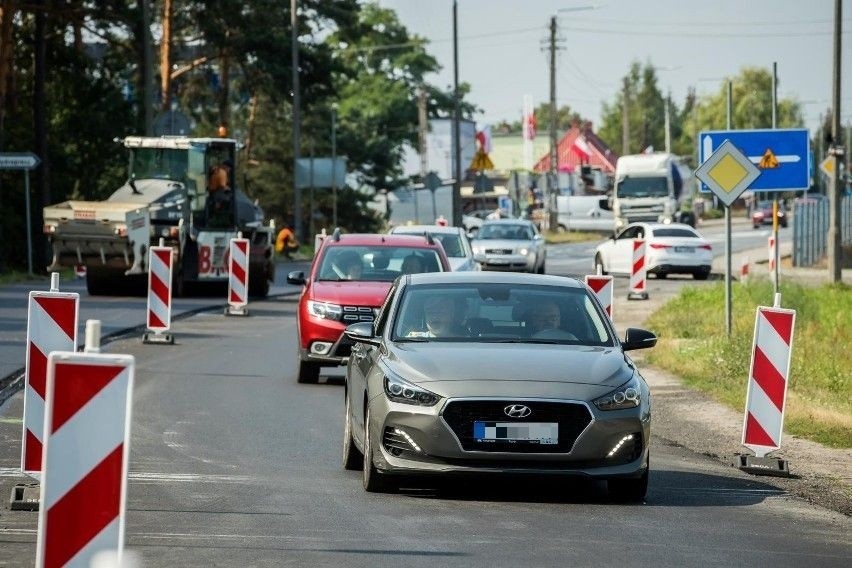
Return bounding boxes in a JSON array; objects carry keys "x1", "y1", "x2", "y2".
[
  {"x1": 503, "y1": 103, "x2": 584, "y2": 135},
  {"x1": 599, "y1": 61, "x2": 667, "y2": 156}
]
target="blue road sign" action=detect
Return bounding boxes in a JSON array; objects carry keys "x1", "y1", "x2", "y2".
[{"x1": 698, "y1": 128, "x2": 810, "y2": 192}]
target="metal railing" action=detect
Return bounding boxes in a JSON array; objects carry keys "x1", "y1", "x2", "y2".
[{"x1": 792, "y1": 196, "x2": 852, "y2": 266}]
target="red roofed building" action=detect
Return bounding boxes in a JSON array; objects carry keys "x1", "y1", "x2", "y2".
[{"x1": 533, "y1": 122, "x2": 618, "y2": 174}]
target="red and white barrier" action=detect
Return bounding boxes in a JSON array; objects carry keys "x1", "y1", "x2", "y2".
[
  {"x1": 742, "y1": 303, "x2": 796, "y2": 458},
  {"x1": 585, "y1": 274, "x2": 614, "y2": 320},
  {"x1": 627, "y1": 238, "x2": 648, "y2": 300},
  {"x1": 36, "y1": 320, "x2": 134, "y2": 568},
  {"x1": 143, "y1": 244, "x2": 174, "y2": 344},
  {"x1": 73, "y1": 264, "x2": 86, "y2": 279},
  {"x1": 226, "y1": 235, "x2": 250, "y2": 316},
  {"x1": 22, "y1": 274, "x2": 78, "y2": 476}
]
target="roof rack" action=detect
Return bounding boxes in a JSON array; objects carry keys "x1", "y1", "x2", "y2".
[
  {"x1": 331, "y1": 227, "x2": 341, "y2": 241},
  {"x1": 423, "y1": 231, "x2": 435, "y2": 245}
]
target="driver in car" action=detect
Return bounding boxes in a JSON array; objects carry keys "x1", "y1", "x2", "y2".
[{"x1": 406, "y1": 296, "x2": 463, "y2": 338}]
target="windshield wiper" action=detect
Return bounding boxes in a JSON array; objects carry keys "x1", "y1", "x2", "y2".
[{"x1": 487, "y1": 338, "x2": 562, "y2": 344}]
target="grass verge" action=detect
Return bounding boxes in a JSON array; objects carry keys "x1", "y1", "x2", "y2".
[
  {"x1": 644, "y1": 280, "x2": 851, "y2": 448},
  {"x1": 0, "y1": 267, "x2": 76, "y2": 285},
  {"x1": 544, "y1": 230, "x2": 606, "y2": 245}
]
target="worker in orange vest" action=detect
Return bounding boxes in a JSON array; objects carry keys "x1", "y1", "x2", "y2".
[{"x1": 275, "y1": 221, "x2": 300, "y2": 259}]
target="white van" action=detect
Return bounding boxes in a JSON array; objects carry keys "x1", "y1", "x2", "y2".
[{"x1": 555, "y1": 194, "x2": 615, "y2": 232}]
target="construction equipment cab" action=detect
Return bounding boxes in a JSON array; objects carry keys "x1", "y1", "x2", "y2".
[{"x1": 43, "y1": 136, "x2": 275, "y2": 296}]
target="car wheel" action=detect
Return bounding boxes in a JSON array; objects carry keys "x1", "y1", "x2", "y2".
[
  {"x1": 537, "y1": 261, "x2": 546, "y2": 274},
  {"x1": 693, "y1": 269, "x2": 710, "y2": 281},
  {"x1": 594, "y1": 254, "x2": 608, "y2": 276},
  {"x1": 362, "y1": 408, "x2": 390, "y2": 492},
  {"x1": 343, "y1": 390, "x2": 363, "y2": 471},
  {"x1": 753, "y1": 224, "x2": 760, "y2": 230},
  {"x1": 656, "y1": 272, "x2": 668, "y2": 279},
  {"x1": 297, "y1": 359, "x2": 320, "y2": 384},
  {"x1": 608, "y1": 462, "x2": 649, "y2": 503}
]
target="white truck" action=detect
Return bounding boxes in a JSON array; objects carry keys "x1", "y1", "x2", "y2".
[{"x1": 611, "y1": 153, "x2": 690, "y2": 231}]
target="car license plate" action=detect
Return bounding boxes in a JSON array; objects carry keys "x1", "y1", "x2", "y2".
[
  {"x1": 473, "y1": 421, "x2": 558, "y2": 444},
  {"x1": 674, "y1": 246, "x2": 694, "y2": 253}
]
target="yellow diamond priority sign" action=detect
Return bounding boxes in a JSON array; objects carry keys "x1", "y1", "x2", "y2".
[{"x1": 695, "y1": 139, "x2": 761, "y2": 207}]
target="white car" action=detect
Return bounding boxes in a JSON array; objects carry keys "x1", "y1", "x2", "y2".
[
  {"x1": 594, "y1": 222, "x2": 713, "y2": 280},
  {"x1": 470, "y1": 219, "x2": 547, "y2": 274},
  {"x1": 389, "y1": 225, "x2": 481, "y2": 271}
]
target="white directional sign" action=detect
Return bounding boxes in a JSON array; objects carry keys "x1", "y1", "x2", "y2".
[
  {"x1": 0, "y1": 153, "x2": 40, "y2": 170},
  {"x1": 694, "y1": 140, "x2": 761, "y2": 208}
]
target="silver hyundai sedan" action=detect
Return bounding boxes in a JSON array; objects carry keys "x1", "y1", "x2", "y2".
[{"x1": 342, "y1": 272, "x2": 656, "y2": 501}]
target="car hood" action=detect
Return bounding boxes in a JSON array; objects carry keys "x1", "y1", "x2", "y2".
[
  {"x1": 384, "y1": 342, "x2": 632, "y2": 398},
  {"x1": 471, "y1": 239, "x2": 533, "y2": 251},
  {"x1": 310, "y1": 280, "x2": 391, "y2": 307}
]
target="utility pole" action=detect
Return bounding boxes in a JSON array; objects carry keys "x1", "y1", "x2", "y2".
[
  {"x1": 331, "y1": 104, "x2": 338, "y2": 228},
  {"x1": 771, "y1": 62, "x2": 780, "y2": 292},
  {"x1": 160, "y1": 0, "x2": 172, "y2": 111},
  {"x1": 291, "y1": 0, "x2": 302, "y2": 241},
  {"x1": 141, "y1": 0, "x2": 154, "y2": 135},
  {"x1": 417, "y1": 87, "x2": 428, "y2": 224},
  {"x1": 452, "y1": 0, "x2": 462, "y2": 227},
  {"x1": 828, "y1": 0, "x2": 843, "y2": 283},
  {"x1": 664, "y1": 92, "x2": 671, "y2": 153},
  {"x1": 548, "y1": 15, "x2": 558, "y2": 231},
  {"x1": 621, "y1": 78, "x2": 630, "y2": 155}
]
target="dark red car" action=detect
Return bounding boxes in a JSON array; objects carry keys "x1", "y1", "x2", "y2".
[
  {"x1": 752, "y1": 200, "x2": 787, "y2": 229},
  {"x1": 286, "y1": 231, "x2": 451, "y2": 383}
]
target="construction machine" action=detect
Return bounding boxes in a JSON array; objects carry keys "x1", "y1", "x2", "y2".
[{"x1": 43, "y1": 136, "x2": 275, "y2": 296}]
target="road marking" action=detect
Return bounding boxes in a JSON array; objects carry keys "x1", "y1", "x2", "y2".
[{"x1": 0, "y1": 467, "x2": 253, "y2": 484}]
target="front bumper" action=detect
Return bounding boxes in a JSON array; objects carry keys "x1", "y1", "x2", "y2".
[
  {"x1": 479, "y1": 253, "x2": 536, "y2": 272},
  {"x1": 369, "y1": 396, "x2": 651, "y2": 480}
]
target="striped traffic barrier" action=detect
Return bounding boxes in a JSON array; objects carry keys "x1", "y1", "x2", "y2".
[
  {"x1": 738, "y1": 294, "x2": 796, "y2": 477},
  {"x1": 627, "y1": 238, "x2": 648, "y2": 300},
  {"x1": 585, "y1": 271, "x2": 614, "y2": 321},
  {"x1": 21, "y1": 273, "x2": 78, "y2": 477},
  {"x1": 143, "y1": 240, "x2": 174, "y2": 344},
  {"x1": 36, "y1": 320, "x2": 134, "y2": 568},
  {"x1": 225, "y1": 233, "x2": 250, "y2": 316},
  {"x1": 768, "y1": 235, "x2": 776, "y2": 282}
]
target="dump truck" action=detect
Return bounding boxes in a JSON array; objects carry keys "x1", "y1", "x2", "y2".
[{"x1": 43, "y1": 136, "x2": 275, "y2": 296}]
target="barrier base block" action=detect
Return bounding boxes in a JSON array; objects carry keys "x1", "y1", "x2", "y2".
[
  {"x1": 143, "y1": 331, "x2": 175, "y2": 345},
  {"x1": 225, "y1": 305, "x2": 249, "y2": 317},
  {"x1": 9, "y1": 484, "x2": 40, "y2": 511},
  {"x1": 627, "y1": 291, "x2": 649, "y2": 301},
  {"x1": 736, "y1": 454, "x2": 791, "y2": 478}
]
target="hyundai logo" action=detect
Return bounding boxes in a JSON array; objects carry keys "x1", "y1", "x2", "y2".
[{"x1": 504, "y1": 404, "x2": 532, "y2": 418}]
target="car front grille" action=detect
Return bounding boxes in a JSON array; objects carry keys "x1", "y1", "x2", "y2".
[
  {"x1": 342, "y1": 305, "x2": 375, "y2": 323},
  {"x1": 442, "y1": 400, "x2": 593, "y2": 453}
]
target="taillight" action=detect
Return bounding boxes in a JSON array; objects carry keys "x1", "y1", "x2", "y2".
[
  {"x1": 698, "y1": 244, "x2": 712, "y2": 251},
  {"x1": 649, "y1": 243, "x2": 671, "y2": 249}
]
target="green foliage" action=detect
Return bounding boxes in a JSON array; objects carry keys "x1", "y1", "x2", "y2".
[
  {"x1": 645, "y1": 281, "x2": 852, "y2": 448},
  {"x1": 497, "y1": 103, "x2": 585, "y2": 136}
]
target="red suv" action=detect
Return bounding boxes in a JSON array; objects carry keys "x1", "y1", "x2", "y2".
[{"x1": 286, "y1": 231, "x2": 451, "y2": 383}]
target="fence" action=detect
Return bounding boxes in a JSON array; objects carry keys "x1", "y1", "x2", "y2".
[{"x1": 792, "y1": 196, "x2": 852, "y2": 267}]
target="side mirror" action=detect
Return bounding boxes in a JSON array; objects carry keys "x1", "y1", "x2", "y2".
[
  {"x1": 344, "y1": 322, "x2": 381, "y2": 346},
  {"x1": 622, "y1": 328, "x2": 658, "y2": 351},
  {"x1": 286, "y1": 270, "x2": 306, "y2": 286}
]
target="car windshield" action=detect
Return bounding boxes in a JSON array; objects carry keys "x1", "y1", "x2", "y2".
[
  {"x1": 130, "y1": 148, "x2": 188, "y2": 182},
  {"x1": 391, "y1": 282, "x2": 613, "y2": 345},
  {"x1": 652, "y1": 227, "x2": 699, "y2": 238},
  {"x1": 478, "y1": 224, "x2": 534, "y2": 240},
  {"x1": 316, "y1": 245, "x2": 443, "y2": 282},
  {"x1": 616, "y1": 176, "x2": 669, "y2": 198},
  {"x1": 394, "y1": 231, "x2": 465, "y2": 257}
]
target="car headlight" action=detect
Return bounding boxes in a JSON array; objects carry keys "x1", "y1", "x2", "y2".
[
  {"x1": 307, "y1": 300, "x2": 343, "y2": 321},
  {"x1": 593, "y1": 376, "x2": 642, "y2": 411},
  {"x1": 383, "y1": 369, "x2": 440, "y2": 406},
  {"x1": 518, "y1": 247, "x2": 529, "y2": 255}
]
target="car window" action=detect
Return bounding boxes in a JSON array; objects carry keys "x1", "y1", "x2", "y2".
[
  {"x1": 391, "y1": 282, "x2": 614, "y2": 346},
  {"x1": 392, "y1": 230, "x2": 466, "y2": 258},
  {"x1": 479, "y1": 224, "x2": 532, "y2": 240},
  {"x1": 316, "y1": 245, "x2": 443, "y2": 282},
  {"x1": 617, "y1": 226, "x2": 641, "y2": 240},
  {"x1": 373, "y1": 282, "x2": 397, "y2": 336},
  {"x1": 652, "y1": 227, "x2": 699, "y2": 238}
]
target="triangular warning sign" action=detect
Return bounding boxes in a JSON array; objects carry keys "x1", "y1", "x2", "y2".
[{"x1": 758, "y1": 148, "x2": 779, "y2": 169}]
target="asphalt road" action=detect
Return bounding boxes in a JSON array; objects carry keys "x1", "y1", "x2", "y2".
[{"x1": 0, "y1": 256, "x2": 849, "y2": 567}]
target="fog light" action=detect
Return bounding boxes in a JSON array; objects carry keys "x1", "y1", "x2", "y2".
[
  {"x1": 394, "y1": 428, "x2": 422, "y2": 453},
  {"x1": 310, "y1": 342, "x2": 332, "y2": 355},
  {"x1": 607, "y1": 434, "x2": 634, "y2": 458}
]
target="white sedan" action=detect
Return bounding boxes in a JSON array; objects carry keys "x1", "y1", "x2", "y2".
[
  {"x1": 594, "y1": 222, "x2": 713, "y2": 280},
  {"x1": 389, "y1": 225, "x2": 481, "y2": 271}
]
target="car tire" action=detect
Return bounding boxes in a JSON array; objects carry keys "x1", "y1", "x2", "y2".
[
  {"x1": 537, "y1": 261, "x2": 546, "y2": 274},
  {"x1": 343, "y1": 390, "x2": 363, "y2": 471},
  {"x1": 594, "y1": 254, "x2": 608, "y2": 276},
  {"x1": 753, "y1": 224, "x2": 760, "y2": 230},
  {"x1": 656, "y1": 272, "x2": 668, "y2": 279},
  {"x1": 608, "y1": 462, "x2": 649, "y2": 503},
  {"x1": 297, "y1": 360, "x2": 320, "y2": 384},
  {"x1": 362, "y1": 408, "x2": 390, "y2": 492},
  {"x1": 693, "y1": 269, "x2": 710, "y2": 281}
]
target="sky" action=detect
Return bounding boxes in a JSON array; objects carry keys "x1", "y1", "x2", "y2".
[{"x1": 376, "y1": 0, "x2": 850, "y2": 136}]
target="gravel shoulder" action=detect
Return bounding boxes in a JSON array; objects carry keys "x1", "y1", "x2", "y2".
[{"x1": 613, "y1": 245, "x2": 852, "y2": 516}]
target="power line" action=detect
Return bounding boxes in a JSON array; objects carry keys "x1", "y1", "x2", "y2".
[
  {"x1": 561, "y1": 25, "x2": 851, "y2": 38},
  {"x1": 569, "y1": 17, "x2": 850, "y2": 28}
]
